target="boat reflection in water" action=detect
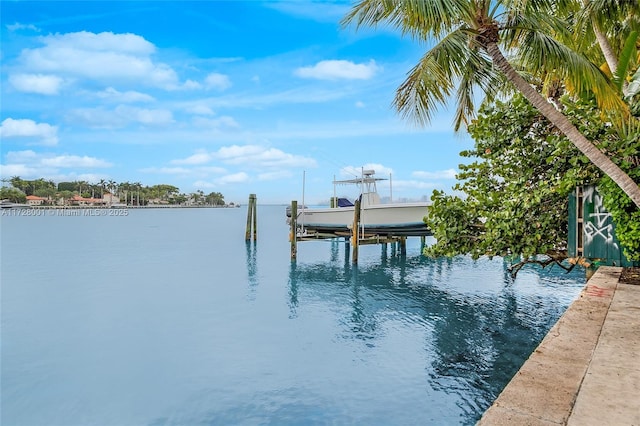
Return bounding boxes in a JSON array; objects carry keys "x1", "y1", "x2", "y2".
[{"x1": 286, "y1": 240, "x2": 584, "y2": 424}]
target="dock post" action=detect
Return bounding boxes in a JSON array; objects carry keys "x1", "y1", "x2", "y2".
[
  {"x1": 400, "y1": 236, "x2": 407, "y2": 255},
  {"x1": 290, "y1": 200, "x2": 297, "y2": 260},
  {"x1": 252, "y1": 195, "x2": 257, "y2": 241},
  {"x1": 245, "y1": 194, "x2": 257, "y2": 241},
  {"x1": 351, "y1": 199, "x2": 361, "y2": 263}
]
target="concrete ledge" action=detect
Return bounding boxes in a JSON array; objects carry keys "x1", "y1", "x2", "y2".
[{"x1": 478, "y1": 266, "x2": 627, "y2": 425}]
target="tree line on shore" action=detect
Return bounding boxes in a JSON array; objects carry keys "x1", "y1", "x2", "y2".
[{"x1": 0, "y1": 177, "x2": 226, "y2": 206}]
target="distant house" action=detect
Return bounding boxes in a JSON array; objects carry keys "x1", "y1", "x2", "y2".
[
  {"x1": 25, "y1": 195, "x2": 46, "y2": 206},
  {"x1": 70, "y1": 195, "x2": 107, "y2": 206},
  {"x1": 147, "y1": 198, "x2": 169, "y2": 205},
  {"x1": 102, "y1": 192, "x2": 120, "y2": 205}
]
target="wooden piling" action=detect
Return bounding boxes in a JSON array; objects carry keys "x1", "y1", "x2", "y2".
[
  {"x1": 252, "y1": 196, "x2": 257, "y2": 241},
  {"x1": 290, "y1": 200, "x2": 297, "y2": 260},
  {"x1": 245, "y1": 194, "x2": 257, "y2": 241},
  {"x1": 351, "y1": 199, "x2": 361, "y2": 263}
]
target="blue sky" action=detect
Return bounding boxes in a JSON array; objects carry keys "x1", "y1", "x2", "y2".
[{"x1": 0, "y1": 1, "x2": 473, "y2": 204}]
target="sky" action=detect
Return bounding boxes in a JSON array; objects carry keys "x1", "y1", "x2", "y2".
[{"x1": 0, "y1": 0, "x2": 474, "y2": 205}]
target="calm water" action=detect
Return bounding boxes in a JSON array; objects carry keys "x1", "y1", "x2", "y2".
[{"x1": 1, "y1": 205, "x2": 585, "y2": 425}]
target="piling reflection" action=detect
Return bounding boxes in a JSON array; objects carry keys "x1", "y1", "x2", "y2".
[
  {"x1": 245, "y1": 241, "x2": 257, "y2": 299},
  {"x1": 287, "y1": 250, "x2": 582, "y2": 424}
]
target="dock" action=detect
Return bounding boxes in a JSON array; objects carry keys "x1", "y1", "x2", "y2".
[
  {"x1": 288, "y1": 199, "x2": 430, "y2": 262},
  {"x1": 478, "y1": 266, "x2": 640, "y2": 425}
]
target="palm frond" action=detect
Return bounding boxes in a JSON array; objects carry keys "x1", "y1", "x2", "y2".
[
  {"x1": 627, "y1": 67, "x2": 640, "y2": 98},
  {"x1": 393, "y1": 29, "x2": 501, "y2": 130},
  {"x1": 453, "y1": 48, "x2": 502, "y2": 130},
  {"x1": 517, "y1": 28, "x2": 624, "y2": 110},
  {"x1": 580, "y1": 0, "x2": 640, "y2": 31},
  {"x1": 614, "y1": 30, "x2": 639, "y2": 91},
  {"x1": 341, "y1": 0, "x2": 473, "y2": 39},
  {"x1": 394, "y1": 30, "x2": 472, "y2": 127}
]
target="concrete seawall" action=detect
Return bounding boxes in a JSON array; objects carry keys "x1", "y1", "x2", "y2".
[{"x1": 478, "y1": 266, "x2": 639, "y2": 425}]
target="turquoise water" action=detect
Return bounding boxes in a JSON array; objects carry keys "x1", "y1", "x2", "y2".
[{"x1": 1, "y1": 206, "x2": 585, "y2": 425}]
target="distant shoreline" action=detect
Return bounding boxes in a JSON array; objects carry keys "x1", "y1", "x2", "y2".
[{"x1": 29, "y1": 205, "x2": 240, "y2": 209}]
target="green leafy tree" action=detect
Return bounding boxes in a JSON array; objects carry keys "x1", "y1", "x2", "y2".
[
  {"x1": 342, "y1": 0, "x2": 640, "y2": 207},
  {"x1": 207, "y1": 191, "x2": 225, "y2": 206},
  {"x1": 58, "y1": 190, "x2": 74, "y2": 205},
  {"x1": 34, "y1": 188, "x2": 56, "y2": 199},
  {"x1": 425, "y1": 92, "x2": 639, "y2": 272},
  {"x1": 57, "y1": 181, "x2": 76, "y2": 192},
  {"x1": 170, "y1": 193, "x2": 188, "y2": 205},
  {"x1": 0, "y1": 187, "x2": 27, "y2": 203},
  {"x1": 9, "y1": 176, "x2": 29, "y2": 194}
]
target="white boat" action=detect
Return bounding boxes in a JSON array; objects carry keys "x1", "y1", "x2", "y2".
[
  {"x1": 0, "y1": 200, "x2": 32, "y2": 209},
  {"x1": 287, "y1": 170, "x2": 431, "y2": 236}
]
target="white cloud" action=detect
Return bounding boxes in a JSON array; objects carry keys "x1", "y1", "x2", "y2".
[
  {"x1": 197, "y1": 166, "x2": 226, "y2": 174},
  {"x1": 0, "y1": 118, "x2": 59, "y2": 146},
  {"x1": 67, "y1": 105, "x2": 174, "y2": 128},
  {"x1": 1, "y1": 150, "x2": 112, "y2": 180},
  {"x1": 95, "y1": 87, "x2": 155, "y2": 103},
  {"x1": 119, "y1": 106, "x2": 173, "y2": 125},
  {"x1": 295, "y1": 60, "x2": 380, "y2": 80},
  {"x1": 5, "y1": 150, "x2": 39, "y2": 163},
  {"x1": 392, "y1": 180, "x2": 439, "y2": 190},
  {"x1": 192, "y1": 180, "x2": 217, "y2": 189},
  {"x1": 44, "y1": 31, "x2": 155, "y2": 54},
  {"x1": 216, "y1": 172, "x2": 250, "y2": 185},
  {"x1": 186, "y1": 105, "x2": 216, "y2": 116},
  {"x1": 214, "y1": 144, "x2": 317, "y2": 169},
  {"x1": 412, "y1": 169, "x2": 457, "y2": 179},
  {"x1": 9, "y1": 73, "x2": 64, "y2": 95},
  {"x1": 17, "y1": 31, "x2": 183, "y2": 89},
  {"x1": 40, "y1": 155, "x2": 112, "y2": 168},
  {"x1": 205, "y1": 73, "x2": 232, "y2": 91},
  {"x1": 341, "y1": 163, "x2": 393, "y2": 178},
  {"x1": 0, "y1": 163, "x2": 40, "y2": 177},
  {"x1": 139, "y1": 167, "x2": 193, "y2": 175},
  {"x1": 192, "y1": 116, "x2": 239, "y2": 129},
  {"x1": 171, "y1": 151, "x2": 214, "y2": 166},
  {"x1": 141, "y1": 165, "x2": 227, "y2": 178},
  {"x1": 182, "y1": 79, "x2": 202, "y2": 90},
  {"x1": 355, "y1": 101, "x2": 366, "y2": 108},
  {"x1": 6, "y1": 22, "x2": 40, "y2": 32}
]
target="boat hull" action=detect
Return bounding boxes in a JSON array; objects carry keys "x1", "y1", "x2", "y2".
[{"x1": 294, "y1": 203, "x2": 431, "y2": 236}]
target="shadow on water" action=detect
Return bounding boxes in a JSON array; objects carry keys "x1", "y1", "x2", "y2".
[{"x1": 286, "y1": 242, "x2": 581, "y2": 424}]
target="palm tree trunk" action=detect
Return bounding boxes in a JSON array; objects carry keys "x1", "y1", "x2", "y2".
[
  {"x1": 593, "y1": 23, "x2": 618, "y2": 73},
  {"x1": 486, "y1": 42, "x2": 640, "y2": 208}
]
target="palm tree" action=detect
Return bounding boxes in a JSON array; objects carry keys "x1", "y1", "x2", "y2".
[
  {"x1": 342, "y1": 0, "x2": 640, "y2": 208},
  {"x1": 107, "y1": 179, "x2": 117, "y2": 195},
  {"x1": 574, "y1": 0, "x2": 639, "y2": 77},
  {"x1": 98, "y1": 179, "x2": 107, "y2": 198},
  {"x1": 76, "y1": 180, "x2": 88, "y2": 198}
]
